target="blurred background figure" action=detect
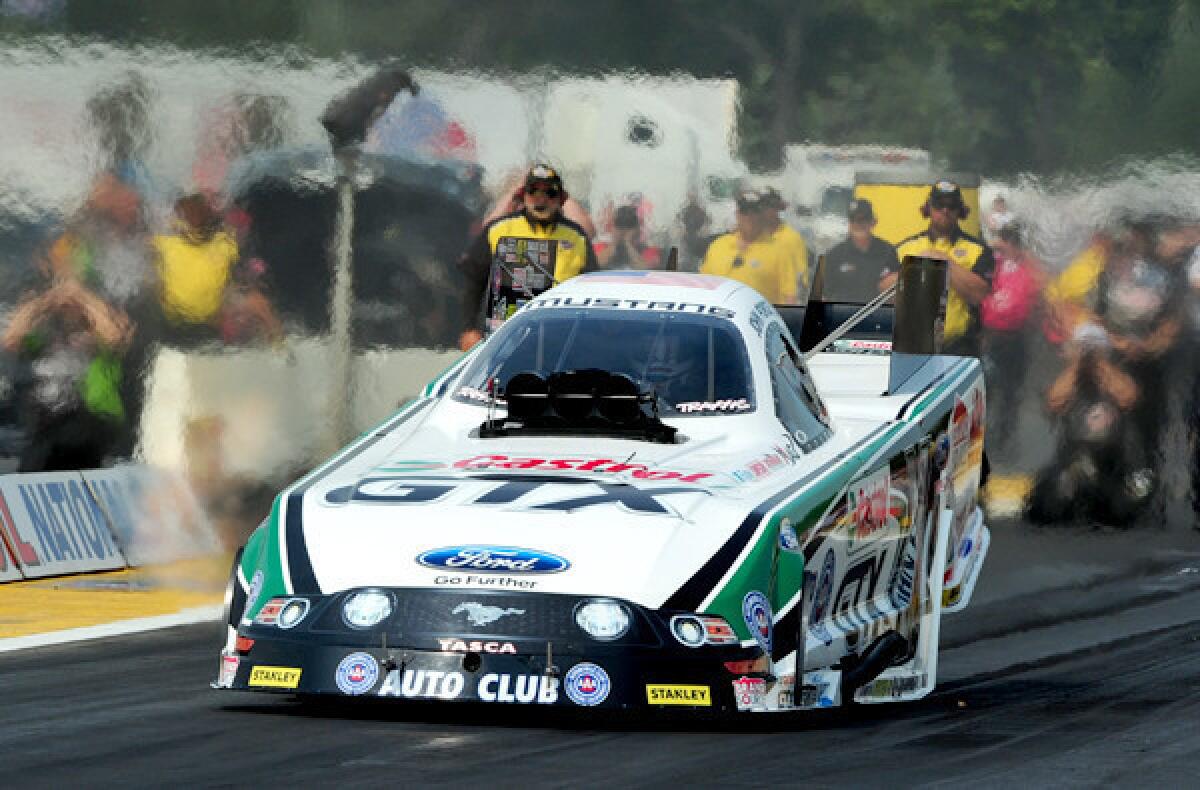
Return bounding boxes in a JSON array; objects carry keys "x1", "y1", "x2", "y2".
[
  {"x1": 45, "y1": 172, "x2": 151, "y2": 311},
  {"x1": 980, "y1": 223, "x2": 1046, "y2": 462},
  {"x1": 152, "y1": 193, "x2": 238, "y2": 346},
  {"x1": 2, "y1": 276, "x2": 130, "y2": 471},
  {"x1": 595, "y1": 204, "x2": 661, "y2": 269},
  {"x1": 762, "y1": 187, "x2": 810, "y2": 301},
  {"x1": 700, "y1": 187, "x2": 801, "y2": 305},
  {"x1": 985, "y1": 194, "x2": 1015, "y2": 241},
  {"x1": 1096, "y1": 220, "x2": 1183, "y2": 466},
  {"x1": 674, "y1": 195, "x2": 712, "y2": 272},
  {"x1": 192, "y1": 92, "x2": 293, "y2": 206},
  {"x1": 1041, "y1": 228, "x2": 1114, "y2": 347},
  {"x1": 41, "y1": 172, "x2": 153, "y2": 457},
  {"x1": 85, "y1": 71, "x2": 157, "y2": 203},
  {"x1": 1029, "y1": 321, "x2": 1144, "y2": 526},
  {"x1": 822, "y1": 197, "x2": 898, "y2": 297},
  {"x1": 218, "y1": 256, "x2": 283, "y2": 347}
]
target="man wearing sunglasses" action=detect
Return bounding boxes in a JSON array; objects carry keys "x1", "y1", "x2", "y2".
[
  {"x1": 889, "y1": 180, "x2": 994, "y2": 356},
  {"x1": 699, "y1": 188, "x2": 802, "y2": 305},
  {"x1": 457, "y1": 164, "x2": 596, "y2": 350}
]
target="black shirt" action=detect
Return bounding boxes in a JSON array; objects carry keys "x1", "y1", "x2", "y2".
[{"x1": 821, "y1": 235, "x2": 899, "y2": 302}]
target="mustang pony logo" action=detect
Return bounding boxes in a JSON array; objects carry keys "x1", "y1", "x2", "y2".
[{"x1": 453, "y1": 602, "x2": 525, "y2": 627}]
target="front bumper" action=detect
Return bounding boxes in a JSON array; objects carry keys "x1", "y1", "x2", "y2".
[
  {"x1": 214, "y1": 589, "x2": 761, "y2": 712},
  {"x1": 217, "y1": 641, "x2": 751, "y2": 711}
]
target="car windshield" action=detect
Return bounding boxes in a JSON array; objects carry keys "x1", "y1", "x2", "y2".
[{"x1": 455, "y1": 308, "x2": 755, "y2": 416}]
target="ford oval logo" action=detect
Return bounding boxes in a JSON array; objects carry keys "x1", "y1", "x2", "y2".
[{"x1": 417, "y1": 545, "x2": 570, "y2": 574}]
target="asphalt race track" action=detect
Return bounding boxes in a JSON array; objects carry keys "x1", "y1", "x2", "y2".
[{"x1": 3, "y1": 523, "x2": 1200, "y2": 788}]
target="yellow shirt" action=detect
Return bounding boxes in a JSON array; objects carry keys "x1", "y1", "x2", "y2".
[
  {"x1": 152, "y1": 231, "x2": 238, "y2": 324},
  {"x1": 770, "y1": 222, "x2": 810, "y2": 291},
  {"x1": 700, "y1": 232, "x2": 801, "y2": 304},
  {"x1": 485, "y1": 213, "x2": 592, "y2": 284},
  {"x1": 1045, "y1": 242, "x2": 1104, "y2": 307},
  {"x1": 895, "y1": 229, "x2": 994, "y2": 342}
]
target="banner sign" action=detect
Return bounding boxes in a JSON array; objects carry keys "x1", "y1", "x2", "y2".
[
  {"x1": 0, "y1": 488, "x2": 25, "y2": 581},
  {"x1": 0, "y1": 472, "x2": 127, "y2": 579},
  {"x1": 0, "y1": 465, "x2": 217, "y2": 582}
]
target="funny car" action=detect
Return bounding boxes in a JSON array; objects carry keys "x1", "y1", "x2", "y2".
[{"x1": 215, "y1": 265, "x2": 989, "y2": 714}]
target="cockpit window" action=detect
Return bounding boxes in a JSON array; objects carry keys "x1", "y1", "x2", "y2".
[{"x1": 455, "y1": 309, "x2": 754, "y2": 416}]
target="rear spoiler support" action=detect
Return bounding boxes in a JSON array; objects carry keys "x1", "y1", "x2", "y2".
[{"x1": 888, "y1": 256, "x2": 948, "y2": 393}]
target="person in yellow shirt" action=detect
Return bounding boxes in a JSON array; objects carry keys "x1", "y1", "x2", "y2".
[
  {"x1": 457, "y1": 164, "x2": 596, "y2": 350},
  {"x1": 888, "y1": 181, "x2": 994, "y2": 356},
  {"x1": 1040, "y1": 229, "x2": 1112, "y2": 344},
  {"x1": 152, "y1": 194, "x2": 238, "y2": 336},
  {"x1": 763, "y1": 188, "x2": 810, "y2": 298},
  {"x1": 700, "y1": 188, "x2": 801, "y2": 305}
]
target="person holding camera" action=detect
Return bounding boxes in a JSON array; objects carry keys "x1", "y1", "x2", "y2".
[
  {"x1": 595, "y1": 205, "x2": 661, "y2": 270},
  {"x1": 888, "y1": 180, "x2": 994, "y2": 357}
]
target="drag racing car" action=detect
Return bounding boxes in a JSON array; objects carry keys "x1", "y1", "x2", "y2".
[{"x1": 215, "y1": 265, "x2": 989, "y2": 713}]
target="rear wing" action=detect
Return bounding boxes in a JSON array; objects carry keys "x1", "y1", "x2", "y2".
[{"x1": 775, "y1": 254, "x2": 948, "y2": 393}]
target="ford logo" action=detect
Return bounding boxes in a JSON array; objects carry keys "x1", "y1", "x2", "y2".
[{"x1": 416, "y1": 545, "x2": 570, "y2": 574}]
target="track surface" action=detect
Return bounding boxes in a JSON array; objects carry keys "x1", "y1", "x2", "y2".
[{"x1": 4, "y1": 524, "x2": 1200, "y2": 788}]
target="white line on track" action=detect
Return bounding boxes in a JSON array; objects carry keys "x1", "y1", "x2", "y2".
[{"x1": 0, "y1": 605, "x2": 223, "y2": 653}]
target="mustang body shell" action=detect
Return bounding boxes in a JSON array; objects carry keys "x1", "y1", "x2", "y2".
[{"x1": 216, "y1": 271, "x2": 989, "y2": 713}]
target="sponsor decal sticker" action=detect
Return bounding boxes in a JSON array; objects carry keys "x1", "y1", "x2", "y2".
[
  {"x1": 254, "y1": 600, "x2": 283, "y2": 626},
  {"x1": 889, "y1": 535, "x2": 918, "y2": 610},
  {"x1": 379, "y1": 669, "x2": 466, "y2": 700},
  {"x1": 377, "y1": 669, "x2": 557, "y2": 703},
  {"x1": 564, "y1": 662, "x2": 611, "y2": 706},
  {"x1": 217, "y1": 654, "x2": 239, "y2": 688},
  {"x1": 742, "y1": 591, "x2": 772, "y2": 653},
  {"x1": 848, "y1": 465, "x2": 889, "y2": 549},
  {"x1": 831, "y1": 338, "x2": 892, "y2": 354},
  {"x1": 674, "y1": 398, "x2": 751, "y2": 414},
  {"x1": 776, "y1": 674, "x2": 796, "y2": 708},
  {"x1": 434, "y1": 574, "x2": 537, "y2": 589},
  {"x1": 732, "y1": 677, "x2": 766, "y2": 711},
  {"x1": 809, "y1": 550, "x2": 836, "y2": 646},
  {"x1": 477, "y1": 673, "x2": 558, "y2": 704},
  {"x1": 779, "y1": 519, "x2": 801, "y2": 553},
  {"x1": 242, "y1": 570, "x2": 263, "y2": 622},
  {"x1": 451, "y1": 602, "x2": 525, "y2": 627},
  {"x1": 335, "y1": 652, "x2": 380, "y2": 696},
  {"x1": 452, "y1": 454, "x2": 712, "y2": 483},
  {"x1": 418, "y1": 546, "x2": 569, "y2": 574},
  {"x1": 249, "y1": 666, "x2": 303, "y2": 689},
  {"x1": 438, "y1": 638, "x2": 517, "y2": 654},
  {"x1": 801, "y1": 671, "x2": 839, "y2": 708},
  {"x1": 646, "y1": 685, "x2": 711, "y2": 706}
]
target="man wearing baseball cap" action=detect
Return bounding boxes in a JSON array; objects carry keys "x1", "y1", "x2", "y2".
[
  {"x1": 822, "y1": 198, "x2": 899, "y2": 299},
  {"x1": 700, "y1": 187, "x2": 802, "y2": 304},
  {"x1": 457, "y1": 163, "x2": 596, "y2": 350},
  {"x1": 890, "y1": 180, "x2": 994, "y2": 356},
  {"x1": 762, "y1": 187, "x2": 810, "y2": 298}
]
